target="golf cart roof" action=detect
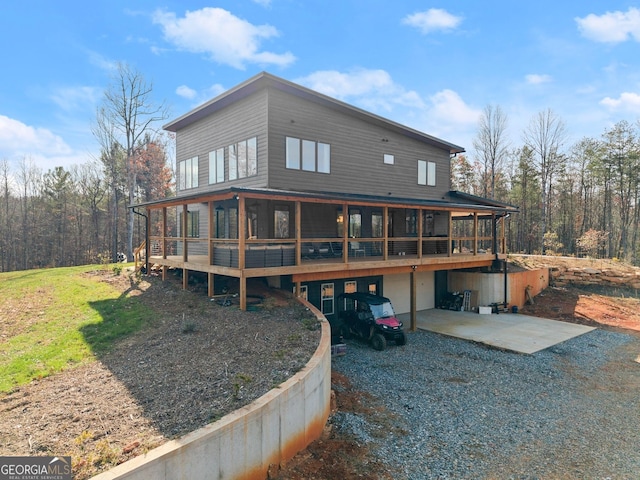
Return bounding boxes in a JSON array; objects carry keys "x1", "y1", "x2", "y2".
[{"x1": 340, "y1": 292, "x2": 392, "y2": 305}]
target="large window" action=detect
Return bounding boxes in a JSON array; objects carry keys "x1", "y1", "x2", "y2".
[
  {"x1": 418, "y1": 160, "x2": 436, "y2": 186},
  {"x1": 209, "y1": 148, "x2": 224, "y2": 184},
  {"x1": 228, "y1": 136, "x2": 258, "y2": 181},
  {"x1": 286, "y1": 136, "x2": 330, "y2": 173},
  {"x1": 179, "y1": 156, "x2": 198, "y2": 190}
]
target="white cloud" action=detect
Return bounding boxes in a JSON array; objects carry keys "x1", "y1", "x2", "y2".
[
  {"x1": 176, "y1": 84, "x2": 227, "y2": 107},
  {"x1": 576, "y1": 7, "x2": 640, "y2": 43},
  {"x1": 296, "y1": 69, "x2": 477, "y2": 148},
  {"x1": 50, "y1": 86, "x2": 101, "y2": 111},
  {"x1": 152, "y1": 7, "x2": 295, "y2": 69},
  {"x1": 429, "y1": 89, "x2": 481, "y2": 126},
  {"x1": 295, "y1": 69, "x2": 426, "y2": 110},
  {"x1": 0, "y1": 115, "x2": 89, "y2": 171},
  {"x1": 252, "y1": 0, "x2": 272, "y2": 6},
  {"x1": 0, "y1": 115, "x2": 72, "y2": 157},
  {"x1": 600, "y1": 92, "x2": 640, "y2": 113},
  {"x1": 525, "y1": 74, "x2": 552, "y2": 85},
  {"x1": 176, "y1": 85, "x2": 197, "y2": 99},
  {"x1": 402, "y1": 8, "x2": 463, "y2": 34},
  {"x1": 86, "y1": 50, "x2": 118, "y2": 72}
]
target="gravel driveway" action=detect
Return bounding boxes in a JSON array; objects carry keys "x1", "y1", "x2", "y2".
[{"x1": 331, "y1": 327, "x2": 640, "y2": 479}]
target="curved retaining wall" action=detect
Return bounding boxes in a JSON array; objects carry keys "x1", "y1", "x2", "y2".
[{"x1": 92, "y1": 299, "x2": 331, "y2": 480}]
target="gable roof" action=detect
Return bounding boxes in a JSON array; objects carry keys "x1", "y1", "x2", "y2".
[{"x1": 163, "y1": 72, "x2": 465, "y2": 155}]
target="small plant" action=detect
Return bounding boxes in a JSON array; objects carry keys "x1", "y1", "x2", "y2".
[
  {"x1": 301, "y1": 317, "x2": 320, "y2": 331},
  {"x1": 112, "y1": 264, "x2": 123, "y2": 276},
  {"x1": 286, "y1": 333, "x2": 301, "y2": 342},
  {"x1": 92, "y1": 439, "x2": 119, "y2": 466},
  {"x1": 181, "y1": 321, "x2": 197, "y2": 334},
  {"x1": 74, "y1": 430, "x2": 94, "y2": 449},
  {"x1": 232, "y1": 373, "x2": 253, "y2": 400}
]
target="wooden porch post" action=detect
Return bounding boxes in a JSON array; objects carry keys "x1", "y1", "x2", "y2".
[
  {"x1": 410, "y1": 270, "x2": 417, "y2": 332},
  {"x1": 238, "y1": 195, "x2": 247, "y2": 311},
  {"x1": 295, "y1": 201, "x2": 301, "y2": 265},
  {"x1": 343, "y1": 202, "x2": 349, "y2": 263},
  {"x1": 448, "y1": 213, "x2": 453, "y2": 257},
  {"x1": 208, "y1": 201, "x2": 214, "y2": 298},
  {"x1": 383, "y1": 207, "x2": 389, "y2": 260},
  {"x1": 417, "y1": 208, "x2": 423, "y2": 259},
  {"x1": 162, "y1": 207, "x2": 167, "y2": 260},
  {"x1": 474, "y1": 212, "x2": 479, "y2": 255},
  {"x1": 182, "y1": 204, "x2": 188, "y2": 291}
]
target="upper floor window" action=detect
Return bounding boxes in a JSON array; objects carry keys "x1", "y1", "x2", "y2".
[
  {"x1": 286, "y1": 136, "x2": 330, "y2": 173},
  {"x1": 179, "y1": 156, "x2": 198, "y2": 190},
  {"x1": 384, "y1": 154, "x2": 394, "y2": 165},
  {"x1": 418, "y1": 160, "x2": 436, "y2": 186},
  {"x1": 229, "y1": 137, "x2": 258, "y2": 181},
  {"x1": 209, "y1": 148, "x2": 224, "y2": 184}
]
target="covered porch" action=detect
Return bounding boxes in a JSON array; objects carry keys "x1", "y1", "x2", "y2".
[{"x1": 134, "y1": 187, "x2": 514, "y2": 311}]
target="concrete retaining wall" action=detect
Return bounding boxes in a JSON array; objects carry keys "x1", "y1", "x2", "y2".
[
  {"x1": 92, "y1": 299, "x2": 331, "y2": 480},
  {"x1": 449, "y1": 268, "x2": 549, "y2": 309}
]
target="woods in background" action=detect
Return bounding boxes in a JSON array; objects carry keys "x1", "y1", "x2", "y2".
[
  {"x1": 454, "y1": 107, "x2": 640, "y2": 263},
  {"x1": 2, "y1": 85, "x2": 640, "y2": 271}
]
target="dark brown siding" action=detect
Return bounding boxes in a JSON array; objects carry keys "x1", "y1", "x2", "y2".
[
  {"x1": 176, "y1": 90, "x2": 269, "y2": 197},
  {"x1": 266, "y1": 88, "x2": 452, "y2": 200}
]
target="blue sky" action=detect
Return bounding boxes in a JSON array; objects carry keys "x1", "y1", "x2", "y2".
[{"x1": 1, "y1": 1, "x2": 640, "y2": 172}]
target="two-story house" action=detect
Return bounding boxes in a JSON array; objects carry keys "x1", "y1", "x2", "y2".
[{"x1": 133, "y1": 72, "x2": 517, "y2": 330}]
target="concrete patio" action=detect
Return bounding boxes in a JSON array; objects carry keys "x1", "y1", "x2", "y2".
[{"x1": 398, "y1": 309, "x2": 596, "y2": 354}]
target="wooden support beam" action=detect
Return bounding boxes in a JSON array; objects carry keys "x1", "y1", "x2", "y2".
[
  {"x1": 183, "y1": 268, "x2": 188, "y2": 290},
  {"x1": 474, "y1": 213, "x2": 479, "y2": 255},
  {"x1": 208, "y1": 272, "x2": 214, "y2": 298},
  {"x1": 410, "y1": 270, "x2": 417, "y2": 332},
  {"x1": 239, "y1": 274, "x2": 247, "y2": 311}
]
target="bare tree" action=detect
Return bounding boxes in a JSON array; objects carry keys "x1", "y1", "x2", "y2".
[
  {"x1": 522, "y1": 109, "x2": 567, "y2": 253},
  {"x1": 473, "y1": 104, "x2": 509, "y2": 199},
  {"x1": 97, "y1": 63, "x2": 168, "y2": 260}
]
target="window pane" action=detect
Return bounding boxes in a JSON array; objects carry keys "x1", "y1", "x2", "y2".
[
  {"x1": 317, "y1": 143, "x2": 330, "y2": 173},
  {"x1": 186, "y1": 158, "x2": 193, "y2": 189},
  {"x1": 237, "y1": 140, "x2": 247, "y2": 178},
  {"x1": 372, "y1": 213, "x2": 383, "y2": 238},
  {"x1": 321, "y1": 283, "x2": 334, "y2": 315},
  {"x1": 229, "y1": 208, "x2": 238, "y2": 239},
  {"x1": 302, "y1": 140, "x2": 316, "y2": 171},
  {"x1": 275, "y1": 208, "x2": 289, "y2": 239},
  {"x1": 216, "y1": 148, "x2": 225, "y2": 183},
  {"x1": 286, "y1": 137, "x2": 300, "y2": 169},
  {"x1": 349, "y1": 210, "x2": 362, "y2": 238},
  {"x1": 215, "y1": 208, "x2": 225, "y2": 238},
  {"x1": 427, "y1": 161, "x2": 436, "y2": 186},
  {"x1": 229, "y1": 145, "x2": 237, "y2": 180},
  {"x1": 209, "y1": 151, "x2": 216, "y2": 184},
  {"x1": 418, "y1": 160, "x2": 427, "y2": 185},
  {"x1": 179, "y1": 160, "x2": 186, "y2": 190},
  {"x1": 191, "y1": 157, "x2": 198, "y2": 188},
  {"x1": 247, "y1": 137, "x2": 257, "y2": 176},
  {"x1": 384, "y1": 154, "x2": 394, "y2": 165}
]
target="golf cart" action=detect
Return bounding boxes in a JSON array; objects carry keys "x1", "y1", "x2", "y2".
[{"x1": 338, "y1": 292, "x2": 406, "y2": 350}]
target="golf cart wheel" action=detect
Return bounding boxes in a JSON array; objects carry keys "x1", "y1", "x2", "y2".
[
  {"x1": 371, "y1": 333, "x2": 387, "y2": 351},
  {"x1": 396, "y1": 332, "x2": 407, "y2": 346}
]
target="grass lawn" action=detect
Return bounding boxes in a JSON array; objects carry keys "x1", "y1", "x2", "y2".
[{"x1": 0, "y1": 265, "x2": 149, "y2": 394}]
